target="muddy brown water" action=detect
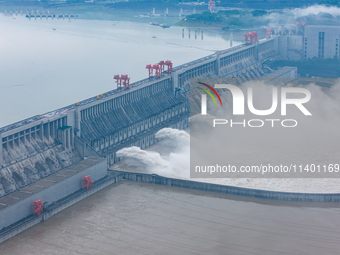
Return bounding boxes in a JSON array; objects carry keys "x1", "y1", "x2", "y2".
[{"x1": 1, "y1": 181, "x2": 340, "y2": 255}]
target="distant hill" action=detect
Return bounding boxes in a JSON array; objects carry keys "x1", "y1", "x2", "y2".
[{"x1": 0, "y1": 0, "x2": 324, "y2": 9}]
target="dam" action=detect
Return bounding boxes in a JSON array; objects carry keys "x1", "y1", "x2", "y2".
[
  {"x1": 0, "y1": 36, "x2": 278, "y2": 235},
  {"x1": 0, "y1": 36, "x2": 276, "y2": 169}
]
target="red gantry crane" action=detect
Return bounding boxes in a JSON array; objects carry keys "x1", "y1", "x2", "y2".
[
  {"x1": 146, "y1": 60, "x2": 173, "y2": 78},
  {"x1": 159, "y1": 60, "x2": 165, "y2": 73},
  {"x1": 248, "y1": 32, "x2": 253, "y2": 44},
  {"x1": 114, "y1": 74, "x2": 121, "y2": 89},
  {"x1": 165, "y1": 60, "x2": 173, "y2": 74},
  {"x1": 153, "y1": 64, "x2": 161, "y2": 78},
  {"x1": 244, "y1": 33, "x2": 248, "y2": 44},
  {"x1": 244, "y1": 31, "x2": 258, "y2": 44},
  {"x1": 121, "y1": 74, "x2": 130, "y2": 90},
  {"x1": 146, "y1": 64, "x2": 153, "y2": 78},
  {"x1": 252, "y1": 31, "x2": 257, "y2": 43},
  {"x1": 114, "y1": 74, "x2": 130, "y2": 90}
]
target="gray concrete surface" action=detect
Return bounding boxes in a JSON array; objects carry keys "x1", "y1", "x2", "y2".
[{"x1": 0, "y1": 157, "x2": 107, "y2": 230}]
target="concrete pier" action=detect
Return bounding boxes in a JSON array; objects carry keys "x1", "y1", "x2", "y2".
[
  {"x1": 0, "y1": 157, "x2": 107, "y2": 231},
  {"x1": 0, "y1": 167, "x2": 119, "y2": 244},
  {"x1": 0, "y1": 132, "x2": 3, "y2": 167}
]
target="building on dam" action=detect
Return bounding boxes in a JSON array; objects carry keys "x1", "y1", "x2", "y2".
[{"x1": 303, "y1": 25, "x2": 340, "y2": 59}]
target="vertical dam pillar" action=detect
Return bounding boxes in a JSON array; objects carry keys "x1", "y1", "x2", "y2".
[
  {"x1": 40, "y1": 122, "x2": 44, "y2": 141},
  {"x1": 274, "y1": 36, "x2": 279, "y2": 55},
  {"x1": 255, "y1": 41, "x2": 259, "y2": 61},
  {"x1": 0, "y1": 132, "x2": 3, "y2": 167},
  {"x1": 215, "y1": 54, "x2": 221, "y2": 76},
  {"x1": 171, "y1": 72, "x2": 179, "y2": 93},
  {"x1": 75, "y1": 103, "x2": 81, "y2": 137},
  {"x1": 58, "y1": 126, "x2": 72, "y2": 150},
  {"x1": 46, "y1": 120, "x2": 50, "y2": 141}
]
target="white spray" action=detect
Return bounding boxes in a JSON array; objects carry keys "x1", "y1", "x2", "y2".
[{"x1": 116, "y1": 128, "x2": 190, "y2": 178}]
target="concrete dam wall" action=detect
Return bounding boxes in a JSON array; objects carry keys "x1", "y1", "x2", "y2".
[
  {"x1": 81, "y1": 88, "x2": 188, "y2": 165},
  {"x1": 0, "y1": 157, "x2": 108, "y2": 233},
  {"x1": 0, "y1": 133, "x2": 81, "y2": 197},
  {"x1": 0, "y1": 37, "x2": 278, "y2": 198}
]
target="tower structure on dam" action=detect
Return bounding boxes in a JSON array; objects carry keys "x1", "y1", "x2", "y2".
[
  {"x1": 303, "y1": 25, "x2": 340, "y2": 59},
  {"x1": 0, "y1": 36, "x2": 278, "y2": 197}
]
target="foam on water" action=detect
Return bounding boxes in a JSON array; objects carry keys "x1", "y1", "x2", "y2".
[
  {"x1": 117, "y1": 128, "x2": 190, "y2": 178},
  {"x1": 116, "y1": 146, "x2": 169, "y2": 169},
  {"x1": 155, "y1": 127, "x2": 189, "y2": 146}
]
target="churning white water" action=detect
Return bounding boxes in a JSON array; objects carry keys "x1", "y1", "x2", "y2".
[{"x1": 116, "y1": 128, "x2": 190, "y2": 178}]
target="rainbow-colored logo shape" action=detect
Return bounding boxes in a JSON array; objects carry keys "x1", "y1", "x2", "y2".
[{"x1": 197, "y1": 82, "x2": 222, "y2": 106}]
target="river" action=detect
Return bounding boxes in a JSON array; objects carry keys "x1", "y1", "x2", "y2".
[
  {"x1": 0, "y1": 13, "x2": 240, "y2": 128},
  {"x1": 1, "y1": 181, "x2": 340, "y2": 255}
]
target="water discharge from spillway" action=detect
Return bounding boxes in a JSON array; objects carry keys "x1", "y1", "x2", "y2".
[{"x1": 116, "y1": 128, "x2": 190, "y2": 179}]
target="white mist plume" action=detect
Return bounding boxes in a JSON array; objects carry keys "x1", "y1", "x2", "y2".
[
  {"x1": 116, "y1": 128, "x2": 190, "y2": 178},
  {"x1": 259, "y1": 5, "x2": 340, "y2": 28},
  {"x1": 155, "y1": 128, "x2": 189, "y2": 147},
  {"x1": 116, "y1": 147, "x2": 169, "y2": 169},
  {"x1": 294, "y1": 5, "x2": 340, "y2": 18}
]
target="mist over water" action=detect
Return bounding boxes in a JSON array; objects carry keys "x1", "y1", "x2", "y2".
[
  {"x1": 117, "y1": 146, "x2": 169, "y2": 168},
  {"x1": 116, "y1": 128, "x2": 190, "y2": 178},
  {"x1": 294, "y1": 5, "x2": 340, "y2": 18},
  {"x1": 250, "y1": 4, "x2": 340, "y2": 29},
  {"x1": 155, "y1": 127, "x2": 189, "y2": 146}
]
